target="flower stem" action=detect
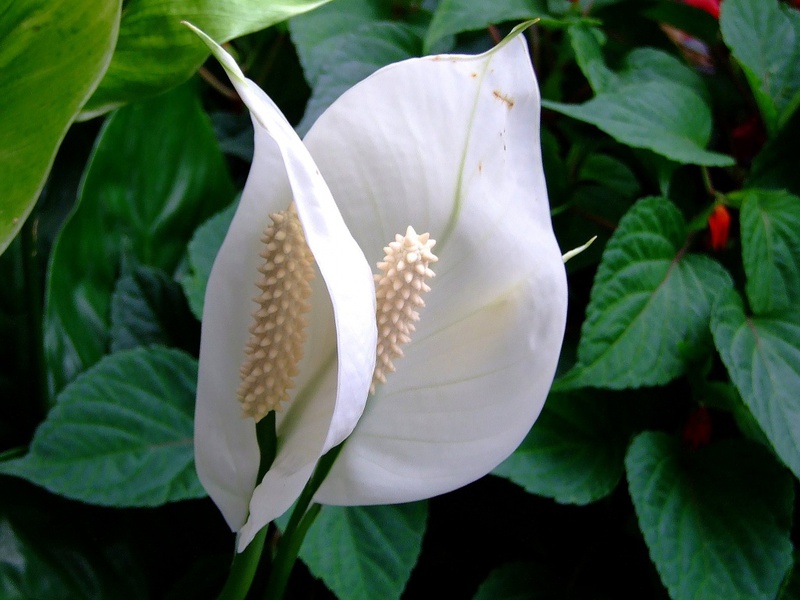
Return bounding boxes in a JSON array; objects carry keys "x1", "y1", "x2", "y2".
[
  {"x1": 215, "y1": 412, "x2": 278, "y2": 600},
  {"x1": 216, "y1": 526, "x2": 268, "y2": 600},
  {"x1": 263, "y1": 445, "x2": 343, "y2": 600}
]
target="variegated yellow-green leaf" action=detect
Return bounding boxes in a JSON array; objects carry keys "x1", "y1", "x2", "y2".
[{"x1": 0, "y1": 0, "x2": 120, "y2": 255}]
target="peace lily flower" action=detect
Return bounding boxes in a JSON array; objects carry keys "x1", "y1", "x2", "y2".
[{"x1": 190, "y1": 23, "x2": 567, "y2": 552}]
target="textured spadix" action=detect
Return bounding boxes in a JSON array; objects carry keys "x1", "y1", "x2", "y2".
[{"x1": 190, "y1": 25, "x2": 376, "y2": 551}]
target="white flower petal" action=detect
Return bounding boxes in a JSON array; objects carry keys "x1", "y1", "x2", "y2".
[
  {"x1": 192, "y1": 28, "x2": 376, "y2": 537},
  {"x1": 307, "y1": 30, "x2": 567, "y2": 505}
]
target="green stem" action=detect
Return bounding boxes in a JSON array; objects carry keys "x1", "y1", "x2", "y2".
[
  {"x1": 263, "y1": 445, "x2": 343, "y2": 600},
  {"x1": 700, "y1": 165, "x2": 715, "y2": 197},
  {"x1": 215, "y1": 413, "x2": 278, "y2": 600},
  {"x1": 216, "y1": 526, "x2": 268, "y2": 600},
  {"x1": 256, "y1": 412, "x2": 278, "y2": 480}
]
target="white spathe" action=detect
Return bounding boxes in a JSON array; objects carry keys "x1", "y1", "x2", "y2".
[
  {"x1": 190, "y1": 23, "x2": 567, "y2": 550},
  {"x1": 304, "y1": 27, "x2": 567, "y2": 506},
  {"x1": 190, "y1": 25, "x2": 377, "y2": 551}
]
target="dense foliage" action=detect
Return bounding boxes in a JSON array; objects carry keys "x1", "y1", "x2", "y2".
[{"x1": 2, "y1": 0, "x2": 800, "y2": 598}]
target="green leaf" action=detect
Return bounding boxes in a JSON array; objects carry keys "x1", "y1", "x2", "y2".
[
  {"x1": 82, "y1": 0, "x2": 332, "y2": 117},
  {"x1": 493, "y1": 391, "x2": 639, "y2": 504},
  {"x1": 110, "y1": 263, "x2": 198, "y2": 353},
  {"x1": 617, "y1": 48, "x2": 709, "y2": 105},
  {"x1": 473, "y1": 562, "x2": 559, "y2": 600},
  {"x1": 290, "y1": 0, "x2": 397, "y2": 88},
  {"x1": 424, "y1": 0, "x2": 548, "y2": 54},
  {"x1": 779, "y1": 555, "x2": 800, "y2": 600},
  {"x1": 720, "y1": 0, "x2": 800, "y2": 132},
  {"x1": 0, "y1": 0, "x2": 119, "y2": 254},
  {"x1": 299, "y1": 502, "x2": 428, "y2": 600},
  {"x1": 45, "y1": 83, "x2": 233, "y2": 397},
  {"x1": 0, "y1": 347, "x2": 204, "y2": 507},
  {"x1": 568, "y1": 24, "x2": 616, "y2": 93},
  {"x1": 182, "y1": 201, "x2": 238, "y2": 320},
  {"x1": 544, "y1": 81, "x2": 733, "y2": 166},
  {"x1": 711, "y1": 289, "x2": 800, "y2": 480},
  {"x1": 296, "y1": 22, "x2": 422, "y2": 135},
  {"x1": 0, "y1": 514, "x2": 146, "y2": 600},
  {"x1": 558, "y1": 197, "x2": 732, "y2": 390},
  {"x1": 626, "y1": 432, "x2": 793, "y2": 600},
  {"x1": 739, "y1": 189, "x2": 800, "y2": 314},
  {"x1": 578, "y1": 154, "x2": 640, "y2": 198}
]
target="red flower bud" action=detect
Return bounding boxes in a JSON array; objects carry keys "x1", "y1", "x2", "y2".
[{"x1": 708, "y1": 205, "x2": 731, "y2": 251}]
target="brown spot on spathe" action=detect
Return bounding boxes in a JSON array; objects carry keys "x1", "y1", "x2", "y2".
[{"x1": 492, "y1": 90, "x2": 514, "y2": 109}]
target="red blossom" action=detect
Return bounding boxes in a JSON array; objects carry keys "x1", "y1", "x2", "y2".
[
  {"x1": 683, "y1": 407, "x2": 713, "y2": 449},
  {"x1": 708, "y1": 205, "x2": 731, "y2": 251},
  {"x1": 683, "y1": 0, "x2": 721, "y2": 19}
]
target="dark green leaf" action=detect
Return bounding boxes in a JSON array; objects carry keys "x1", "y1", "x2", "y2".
[
  {"x1": 617, "y1": 48, "x2": 709, "y2": 105},
  {"x1": 0, "y1": 347, "x2": 204, "y2": 507},
  {"x1": 297, "y1": 22, "x2": 422, "y2": 135},
  {"x1": 568, "y1": 24, "x2": 616, "y2": 93},
  {"x1": 290, "y1": 0, "x2": 397, "y2": 88},
  {"x1": 558, "y1": 197, "x2": 732, "y2": 390},
  {"x1": 739, "y1": 189, "x2": 800, "y2": 314},
  {"x1": 578, "y1": 154, "x2": 640, "y2": 198},
  {"x1": 493, "y1": 391, "x2": 640, "y2": 504},
  {"x1": 779, "y1": 555, "x2": 800, "y2": 600},
  {"x1": 45, "y1": 83, "x2": 233, "y2": 397},
  {"x1": 626, "y1": 432, "x2": 793, "y2": 600},
  {"x1": 424, "y1": 0, "x2": 548, "y2": 53},
  {"x1": 82, "y1": 0, "x2": 332, "y2": 117},
  {"x1": 720, "y1": 0, "x2": 800, "y2": 132},
  {"x1": 299, "y1": 502, "x2": 428, "y2": 600},
  {"x1": 544, "y1": 81, "x2": 733, "y2": 166},
  {"x1": 473, "y1": 562, "x2": 559, "y2": 600},
  {"x1": 0, "y1": 0, "x2": 118, "y2": 254},
  {"x1": 110, "y1": 263, "x2": 198, "y2": 353},
  {"x1": 748, "y1": 109, "x2": 800, "y2": 196},
  {"x1": 182, "y1": 201, "x2": 238, "y2": 320},
  {"x1": 0, "y1": 512, "x2": 147, "y2": 600},
  {"x1": 711, "y1": 289, "x2": 800, "y2": 480}
]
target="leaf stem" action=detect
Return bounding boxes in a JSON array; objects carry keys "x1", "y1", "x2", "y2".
[{"x1": 700, "y1": 165, "x2": 715, "y2": 196}]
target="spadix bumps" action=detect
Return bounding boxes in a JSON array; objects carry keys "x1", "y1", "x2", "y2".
[
  {"x1": 189, "y1": 23, "x2": 567, "y2": 551},
  {"x1": 237, "y1": 204, "x2": 314, "y2": 421},
  {"x1": 373, "y1": 226, "x2": 437, "y2": 394}
]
